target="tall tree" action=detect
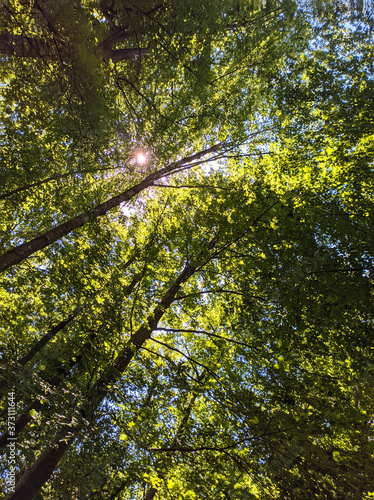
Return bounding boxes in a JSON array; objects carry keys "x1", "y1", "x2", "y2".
[{"x1": 1, "y1": 1, "x2": 374, "y2": 499}]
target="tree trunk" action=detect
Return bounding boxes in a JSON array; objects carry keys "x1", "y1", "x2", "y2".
[
  {"x1": 5, "y1": 261, "x2": 198, "y2": 499},
  {"x1": 0, "y1": 143, "x2": 222, "y2": 273},
  {"x1": 5, "y1": 255, "x2": 135, "y2": 375},
  {"x1": 4, "y1": 426, "x2": 74, "y2": 500},
  {"x1": 20, "y1": 307, "x2": 81, "y2": 366},
  {"x1": 0, "y1": 307, "x2": 80, "y2": 395},
  {"x1": 0, "y1": 270, "x2": 140, "y2": 444}
]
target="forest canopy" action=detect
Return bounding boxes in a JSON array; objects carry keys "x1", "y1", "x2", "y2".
[{"x1": 0, "y1": 1, "x2": 374, "y2": 499}]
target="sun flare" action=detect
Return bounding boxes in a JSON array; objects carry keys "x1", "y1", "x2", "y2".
[{"x1": 135, "y1": 152, "x2": 147, "y2": 165}]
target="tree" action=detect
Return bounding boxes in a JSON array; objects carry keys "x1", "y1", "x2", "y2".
[{"x1": 1, "y1": 1, "x2": 374, "y2": 499}]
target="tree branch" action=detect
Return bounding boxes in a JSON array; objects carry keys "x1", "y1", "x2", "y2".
[{"x1": 0, "y1": 143, "x2": 225, "y2": 273}]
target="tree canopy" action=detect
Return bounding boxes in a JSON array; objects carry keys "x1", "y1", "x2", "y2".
[{"x1": 1, "y1": 1, "x2": 374, "y2": 499}]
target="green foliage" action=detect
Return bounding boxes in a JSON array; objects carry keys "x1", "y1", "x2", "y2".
[{"x1": 1, "y1": 2, "x2": 374, "y2": 499}]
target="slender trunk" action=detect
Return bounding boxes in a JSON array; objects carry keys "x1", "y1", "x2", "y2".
[
  {"x1": 0, "y1": 307, "x2": 80, "y2": 395},
  {"x1": 0, "y1": 271, "x2": 140, "y2": 444},
  {"x1": 0, "y1": 143, "x2": 222, "y2": 273},
  {"x1": 20, "y1": 307, "x2": 81, "y2": 367},
  {"x1": 5, "y1": 261, "x2": 198, "y2": 499},
  {"x1": 86, "y1": 262, "x2": 197, "y2": 410},
  {"x1": 17, "y1": 256, "x2": 135, "y2": 368}
]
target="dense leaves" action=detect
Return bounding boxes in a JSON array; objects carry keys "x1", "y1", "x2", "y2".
[{"x1": 1, "y1": 1, "x2": 374, "y2": 499}]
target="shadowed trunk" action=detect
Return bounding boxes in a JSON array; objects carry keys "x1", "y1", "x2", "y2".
[
  {"x1": 0, "y1": 143, "x2": 223, "y2": 273},
  {"x1": 19, "y1": 307, "x2": 82, "y2": 367},
  {"x1": 4, "y1": 426, "x2": 74, "y2": 500}
]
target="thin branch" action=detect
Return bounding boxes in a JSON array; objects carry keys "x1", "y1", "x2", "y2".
[
  {"x1": 137, "y1": 345, "x2": 203, "y2": 386},
  {"x1": 149, "y1": 436, "x2": 256, "y2": 453},
  {"x1": 147, "y1": 337, "x2": 221, "y2": 382},
  {"x1": 175, "y1": 289, "x2": 268, "y2": 301},
  {"x1": 153, "y1": 327, "x2": 258, "y2": 351},
  {"x1": 194, "y1": 198, "x2": 280, "y2": 273},
  {"x1": 153, "y1": 183, "x2": 233, "y2": 191}
]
